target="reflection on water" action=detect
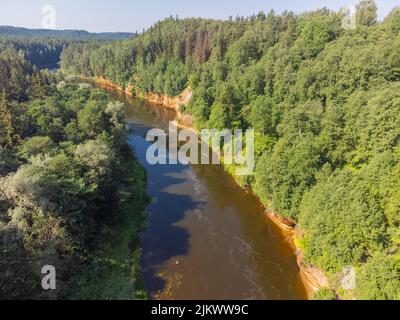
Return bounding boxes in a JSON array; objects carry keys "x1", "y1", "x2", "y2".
[{"x1": 96, "y1": 83, "x2": 309, "y2": 300}]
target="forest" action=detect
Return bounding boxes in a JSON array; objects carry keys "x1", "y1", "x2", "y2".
[
  {"x1": 60, "y1": 1, "x2": 400, "y2": 300},
  {"x1": 0, "y1": 27, "x2": 135, "y2": 70},
  {"x1": 0, "y1": 38, "x2": 67, "y2": 69},
  {"x1": 0, "y1": 26, "x2": 134, "y2": 41},
  {"x1": 0, "y1": 47, "x2": 148, "y2": 299}
]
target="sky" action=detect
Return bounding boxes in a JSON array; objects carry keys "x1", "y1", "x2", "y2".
[{"x1": 0, "y1": 0, "x2": 399, "y2": 33}]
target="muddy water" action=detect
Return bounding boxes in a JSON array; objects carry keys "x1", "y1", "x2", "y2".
[{"x1": 96, "y1": 84, "x2": 310, "y2": 300}]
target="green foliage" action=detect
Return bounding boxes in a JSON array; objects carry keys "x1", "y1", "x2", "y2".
[
  {"x1": 255, "y1": 135, "x2": 322, "y2": 220},
  {"x1": 77, "y1": 100, "x2": 108, "y2": 138},
  {"x1": 60, "y1": 2, "x2": 400, "y2": 299},
  {"x1": 356, "y1": 0, "x2": 378, "y2": 27},
  {"x1": 18, "y1": 136, "x2": 55, "y2": 160},
  {"x1": 208, "y1": 102, "x2": 230, "y2": 130},
  {"x1": 356, "y1": 253, "x2": 400, "y2": 300},
  {"x1": 313, "y1": 288, "x2": 336, "y2": 300},
  {"x1": 105, "y1": 101, "x2": 125, "y2": 125},
  {"x1": 75, "y1": 138, "x2": 114, "y2": 177},
  {"x1": 245, "y1": 96, "x2": 277, "y2": 136},
  {"x1": 0, "y1": 51, "x2": 148, "y2": 299},
  {"x1": 226, "y1": 32, "x2": 261, "y2": 66},
  {"x1": 66, "y1": 157, "x2": 148, "y2": 300},
  {"x1": 0, "y1": 29, "x2": 135, "y2": 70},
  {"x1": 0, "y1": 48, "x2": 34, "y2": 100},
  {"x1": 297, "y1": 13, "x2": 342, "y2": 58},
  {"x1": 0, "y1": 146, "x2": 18, "y2": 176},
  {"x1": 299, "y1": 160, "x2": 390, "y2": 272},
  {"x1": 0, "y1": 91, "x2": 19, "y2": 147},
  {"x1": 0, "y1": 26, "x2": 134, "y2": 41}
]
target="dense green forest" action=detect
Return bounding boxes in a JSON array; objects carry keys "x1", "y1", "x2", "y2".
[
  {"x1": 0, "y1": 26, "x2": 134, "y2": 41},
  {"x1": 61, "y1": 1, "x2": 400, "y2": 299},
  {"x1": 0, "y1": 48, "x2": 148, "y2": 299},
  {"x1": 0, "y1": 38, "x2": 67, "y2": 69},
  {"x1": 0, "y1": 27, "x2": 135, "y2": 70}
]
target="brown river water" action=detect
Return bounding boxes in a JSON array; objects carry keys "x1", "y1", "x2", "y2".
[{"x1": 94, "y1": 83, "x2": 311, "y2": 300}]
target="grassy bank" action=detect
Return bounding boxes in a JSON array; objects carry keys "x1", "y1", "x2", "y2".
[{"x1": 66, "y1": 155, "x2": 149, "y2": 300}]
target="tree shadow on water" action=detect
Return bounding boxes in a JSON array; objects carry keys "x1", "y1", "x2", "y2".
[{"x1": 128, "y1": 132, "x2": 204, "y2": 298}]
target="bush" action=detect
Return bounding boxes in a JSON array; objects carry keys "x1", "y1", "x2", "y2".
[{"x1": 313, "y1": 288, "x2": 337, "y2": 300}]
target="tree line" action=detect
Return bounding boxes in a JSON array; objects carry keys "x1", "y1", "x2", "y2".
[{"x1": 0, "y1": 27, "x2": 136, "y2": 70}]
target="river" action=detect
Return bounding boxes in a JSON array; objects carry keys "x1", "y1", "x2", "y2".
[{"x1": 94, "y1": 83, "x2": 311, "y2": 300}]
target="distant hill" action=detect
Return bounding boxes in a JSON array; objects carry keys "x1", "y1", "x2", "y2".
[{"x1": 0, "y1": 26, "x2": 135, "y2": 40}]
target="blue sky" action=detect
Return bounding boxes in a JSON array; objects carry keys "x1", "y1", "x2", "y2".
[{"x1": 1, "y1": 0, "x2": 399, "y2": 32}]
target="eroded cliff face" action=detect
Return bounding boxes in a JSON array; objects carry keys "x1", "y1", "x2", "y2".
[
  {"x1": 268, "y1": 212, "x2": 296, "y2": 230},
  {"x1": 297, "y1": 252, "x2": 330, "y2": 287},
  {"x1": 144, "y1": 87, "x2": 193, "y2": 112},
  {"x1": 266, "y1": 211, "x2": 330, "y2": 295},
  {"x1": 94, "y1": 77, "x2": 195, "y2": 128},
  {"x1": 94, "y1": 77, "x2": 135, "y2": 96}
]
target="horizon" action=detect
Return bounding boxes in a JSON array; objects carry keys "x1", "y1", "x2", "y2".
[
  {"x1": 0, "y1": 0, "x2": 398, "y2": 33},
  {"x1": 0, "y1": 25, "x2": 134, "y2": 34}
]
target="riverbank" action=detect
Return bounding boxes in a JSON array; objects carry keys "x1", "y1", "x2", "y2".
[
  {"x1": 78, "y1": 76, "x2": 327, "y2": 299},
  {"x1": 65, "y1": 153, "x2": 149, "y2": 300}
]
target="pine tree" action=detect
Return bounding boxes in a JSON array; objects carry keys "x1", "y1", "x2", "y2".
[
  {"x1": 357, "y1": 0, "x2": 378, "y2": 27},
  {"x1": 28, "y1": 74, "x2": 46, "y2": 100},
  {"x1": 0, "y1": 91, "x2": 19, "y2": 147}
]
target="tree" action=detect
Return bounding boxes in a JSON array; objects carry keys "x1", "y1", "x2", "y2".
[
  {"x1": 246, "y1": 96, "x2": 277, "y2": 135},
  {"x1": 255, "y1": 135, "x2": 322, "y2": 220},
  {"x1": 313, "y1": 288, "x2": 336, "y2": 300},
  {"x1": 227, "y1": 33, "x2": 260, "y2": 66},
  {"x1": 0, "y1": 224, "x2": 38, "y2": 300},
  {"x1": 105, "y1": 102, "x2": 125, "y2": 125},
  {"x1": 208, "y1": 102, "x2": 230, "y2": 130},
  {"x1": 0, "y1": 69, "x2": 147, "y2": 299},
  {"x1": 78, "y1": 100, "x2": 108, "y2": 138},
  {"x1": 75, "y1": 139, "x2": 114, "y2": 177},
  {"x1": 356, "y1": 253, "x2": 400, "y2": 300},
  {"x1": 0, "y1": 146, "x2": 18, "y2": 176},
  {"x1": 357, "y1": 0, "x2": 378, "y2": 27},
  {"x1": 58, "y1": 8, "x2": 400, "y2": 300},
  {"x1": 0, "y1": 91, "x2": 19, "y2": 147},
  {"x1": 18, "y1": 136, "x2": 55, "y2": 160}
]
